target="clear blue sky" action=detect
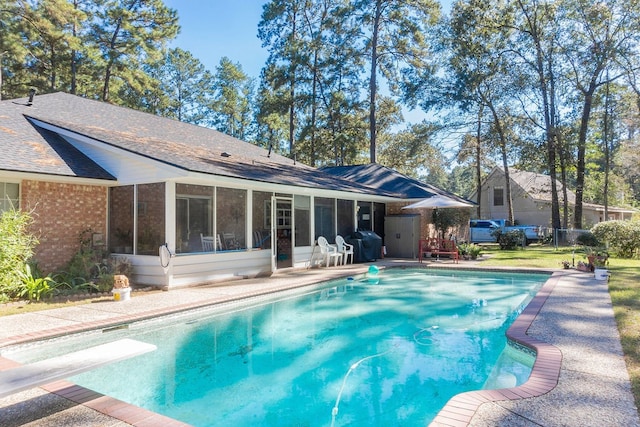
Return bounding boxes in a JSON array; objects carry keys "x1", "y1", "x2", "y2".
[{"x1": 163, "y1": 0, "x2": 268, "y2": 79}]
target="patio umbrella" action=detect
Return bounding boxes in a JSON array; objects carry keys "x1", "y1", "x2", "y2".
[{"x1": 401, "y1": 195, "x2": 474, "y2": 210}]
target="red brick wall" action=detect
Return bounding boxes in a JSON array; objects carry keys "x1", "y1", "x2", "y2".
[{"x1": 22, "y1": 180, "x2": 108, "y2": 272}]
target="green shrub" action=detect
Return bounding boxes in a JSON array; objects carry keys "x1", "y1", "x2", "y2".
[
  {"x1": 63, "y1": 228, "x2": 109, "y2": 291},
  {"x1": 18, "y1": 264, "x2": 54, "y2": 301},
  {"x1": 60, "y1": 229, "x2": 132, "y2": 294},
  {"x1": 496, "y1": 230, "x2": 525, "y2": 250},
  {"x1": 576, "y1": 231, "x2": 602, "y2": 247},
  {"x1": 0, "y1": 209, "x2": 38, "y2": 301},
  {"x1": 94, "y1": 273, "x2": 115, "y2": 293},
  {"x1": 458, "y1": 242, "x2": 482, "y2": 259},
  {"x1": 591, "y1": 220, "x2": 640, "y2": 258}
]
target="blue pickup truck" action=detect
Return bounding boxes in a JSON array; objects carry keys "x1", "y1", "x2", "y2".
[{"x1": 469, "y1": 219, "x2": 541, "y2": 245}]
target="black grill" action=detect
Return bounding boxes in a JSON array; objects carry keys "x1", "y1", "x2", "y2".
[{"x1": 347, "y1": 230, "x2": 382, "y2": 262}]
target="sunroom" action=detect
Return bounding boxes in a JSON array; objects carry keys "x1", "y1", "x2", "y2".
[{"x1": 108, "y1": 179, "x2": 389, "y2": 288}]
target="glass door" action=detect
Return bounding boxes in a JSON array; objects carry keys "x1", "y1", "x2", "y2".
[{"x1": 271, "y1": 197, "x2": 293, "y2": 270}]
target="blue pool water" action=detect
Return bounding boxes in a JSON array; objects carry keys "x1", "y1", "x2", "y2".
[{"x1": 7, "y1": 268, "x2": 547, "y2": 426}]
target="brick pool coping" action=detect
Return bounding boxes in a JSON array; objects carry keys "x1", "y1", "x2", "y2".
[
  {"x1": 430, "y1": 272, "x2": 562, "y2": 426},
  {"x1": 0, "y1": 266, "x2": 562, "y2": 427}
]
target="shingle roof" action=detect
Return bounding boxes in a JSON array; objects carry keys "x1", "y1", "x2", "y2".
[
  {"x1": 0, "y1": 92, "x2": 398, "y2": 196},
  {"x1": 0, "y1": 98, "x2": 114, "y2": 180},
  {"x1": 509, "y1": 169, "x2": 574, "y2": 203},
  {"x1": 505, "y1": 168, "x2": 635, "y2": 213},
  {"x1": 320, "y1": 163, "x2": 473, "y2": 202}
]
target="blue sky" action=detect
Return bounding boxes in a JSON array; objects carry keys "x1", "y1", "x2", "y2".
[{"x1": 163, "y1": 0, "x2": 269, "y2": 79}]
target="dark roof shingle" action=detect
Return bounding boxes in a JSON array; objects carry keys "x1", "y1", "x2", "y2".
[{"x1": 1, "y1": 92, "x2": 398, "y2": 196}]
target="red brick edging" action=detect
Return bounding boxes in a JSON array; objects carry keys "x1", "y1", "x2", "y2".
[{"x1": 430, "y1": 273, "x2": 563, "y2": 426}]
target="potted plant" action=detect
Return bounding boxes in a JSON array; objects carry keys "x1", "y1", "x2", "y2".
[
  {"x1": 467, "y1": 244, "x2": 482, "y2": 260},
  {"x1": 583, "y1": 246, "x2": 609, "y2": 271},
  {"x1": 457, "y1": 243, "x2": 482, "y2": 260},
  {"x1": 594, "y1": 249, "x2": 609, "y2": 268},
  {"x1": 577, "y1": 261, "x2": 590, "y2": 272},
  {"x1": 457, "y1": 243, "x2": 471, "y2": 260}
]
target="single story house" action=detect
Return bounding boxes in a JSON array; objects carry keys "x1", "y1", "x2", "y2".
[
  {"x1": 1, "y1": 92, "x2": 467, "y2": 288},
  {"x1": 469, "y1": 167, "x2": 636, "y2": 227}
]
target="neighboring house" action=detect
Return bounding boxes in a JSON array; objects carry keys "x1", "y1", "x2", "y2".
[
  {"x1": 469, "y1": 167, "x2": 636, "y2": 227},
  {"x1": 1, "y1": 92, "x2": 465, "y2": 288}
]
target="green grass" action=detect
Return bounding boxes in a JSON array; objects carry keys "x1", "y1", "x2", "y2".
[
  {"x1": 606, "y1": 258, "x2": 640, "y2": 413},
  {"x1": 479, "y1": 244, "x2": 578, "y2": 268}
]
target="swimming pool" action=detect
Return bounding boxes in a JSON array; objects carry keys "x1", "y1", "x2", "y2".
[{"x1": 6, "y1": 268, "x2": 547, "y2": 426}]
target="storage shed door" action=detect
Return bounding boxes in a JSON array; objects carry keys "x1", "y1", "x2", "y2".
[{"x1": 384, "y1": 215, "x2": 421, "y2": 258}]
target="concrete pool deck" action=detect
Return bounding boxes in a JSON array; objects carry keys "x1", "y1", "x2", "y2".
[{"x1": 0, "y1": 260, "x2": 638, "y2": 426}]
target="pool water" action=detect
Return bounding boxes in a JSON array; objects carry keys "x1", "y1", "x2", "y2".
[{"x1": 7, "y1": 268, "x2": 546, "y2": 426}]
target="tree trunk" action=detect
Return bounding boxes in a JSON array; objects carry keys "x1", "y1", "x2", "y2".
[
  {"x1": 70, "y1": 0, "x2": 79, "y2": 94},
  {"x1": 574, "y1": 87, "x2": 596, "y2": 229},
  {"x1": 486, "y1": 101, "x2": 514, "y2": 223},
  {"x1": 603, "y1": 78, "x2": 611, "y2": 220},
  {"x1": 475, "y1": 105, "x2": 483, "y2": 218},
  {"x1": 102, "y1": 16, "x2": 123, "y2": 102},
  {"x1": 288, "y1": 7, "x2": 298, "y2": 159},
  {"x1": 368, "y1": 0, "x2": 382, "y2": 164},
  {"x1": 310, "y1": 51, "x2": 318, "y2": 167}
]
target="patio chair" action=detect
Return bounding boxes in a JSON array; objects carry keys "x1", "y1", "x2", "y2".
[
  {"x1": 222, "y1": 232, "x2": 239, "y2": 250},
  {"x1": 200, "y1": 233, "x2": 215, "y2": 252},
  {"x1": 317, "y1": 236, "x2": 342, "y2": 267},
  {"x1": 335, "y1": 235, "x2": 354, "y2": 264},
  {"x1": 253, "y1": 230, "x2": 271, "y2": 248}
]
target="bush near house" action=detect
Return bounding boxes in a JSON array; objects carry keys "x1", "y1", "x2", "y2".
[
  {"x1": 0, "y1": 209, "x2": 38, "y2": 302},
  {"x1": 494, "y1": 229, "x2": 526, "y2": 250},
  {"x1": 591, "y1": 220, "x2": 640, "y2": 259},
  {"x1": 576, "y1": 231, "x2": 602, "y2": 247},
  {"x1": 0, "y1": 216, "x2": 133, "y2": 303}
]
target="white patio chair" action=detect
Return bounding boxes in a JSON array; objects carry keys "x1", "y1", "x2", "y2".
[
  {"x1": 335, "y1": 235, "x2": 354, "y2": 264},
  {"x1": 200, "y1": 233, "x2": 215, "y2": 252},
  {"x1": 317, "y1": 236, "x2": 342, "y2": 267}
]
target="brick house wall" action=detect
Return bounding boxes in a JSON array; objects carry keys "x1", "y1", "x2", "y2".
[{"x1": 22, "y1": 180, "x2": 108, "y2": 273}]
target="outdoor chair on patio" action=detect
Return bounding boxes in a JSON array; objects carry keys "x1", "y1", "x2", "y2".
[
  {"x1": 201, "y1": 233, "x2": 215, "y2": 252},
  {"x1": 335, "y1": 235, "x2": 354, "y2": 264},
  {"x1": 317, "y1": 236, "x2": 343, "y2": 267},
  {"x1": 222, "y1": 232, "x2": 240, "y2": 250}
]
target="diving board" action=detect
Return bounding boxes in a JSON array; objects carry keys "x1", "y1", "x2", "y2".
[{"x1": 0, "y1": 338, "x2": 156, "y2": 398}]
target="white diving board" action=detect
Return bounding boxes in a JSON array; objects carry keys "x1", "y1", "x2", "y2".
[{"x1": 0, "y1": 338, "x2": 156, "y2": 398}]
